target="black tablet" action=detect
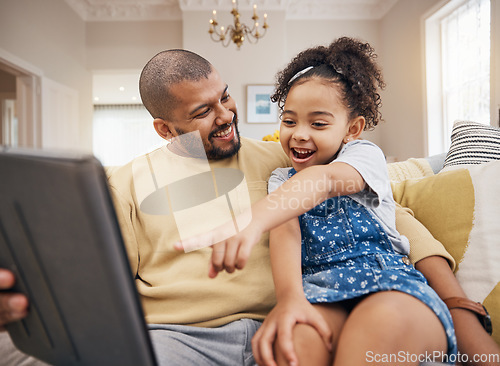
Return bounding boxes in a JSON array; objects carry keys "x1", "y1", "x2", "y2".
[{"x1": 0, "y1": 147, "x2": 157, "y2": 366}]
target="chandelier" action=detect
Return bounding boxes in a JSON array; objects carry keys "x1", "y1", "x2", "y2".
[{"x1": 208, "y1": 0, "x2": 269, "y2": 49}]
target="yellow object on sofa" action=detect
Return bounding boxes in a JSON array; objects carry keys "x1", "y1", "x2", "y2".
[
  {"x1": 262, "y1": 130, "x2": 280, "y2": 142},
  {"x1": 390, "y1": 161, "x2": 500, "y2": 345}
]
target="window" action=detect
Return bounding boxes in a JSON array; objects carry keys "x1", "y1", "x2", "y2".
[
  {"x1": 425, "y1": 0, "x2": 490, "y2": 155},
  {"x1": 92, "y1": 104, "x2": 164, "y2": 167}
]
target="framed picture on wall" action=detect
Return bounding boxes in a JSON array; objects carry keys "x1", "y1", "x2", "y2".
[{"x1": 246, "y1": 85, "x2": 278, "y2": 123}]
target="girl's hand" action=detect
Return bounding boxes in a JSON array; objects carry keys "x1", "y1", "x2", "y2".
[
  {"x1": 252, "y1": 295, "x2": 332, "y2": 366},
  {"x1": 208, "y1": 220, "x2": 265, "y2": 278},
  {"x1": 173, "y1": 213, "x2": 265, "y2": 278}
]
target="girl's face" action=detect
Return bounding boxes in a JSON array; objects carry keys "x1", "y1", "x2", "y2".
[{"x1": 280, "y1": 78, "x2": 353, "y2": 171}]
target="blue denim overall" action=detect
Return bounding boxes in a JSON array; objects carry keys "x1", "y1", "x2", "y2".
[{"x1": 288, "y1": 169, "x2": 458, "y2": 359}]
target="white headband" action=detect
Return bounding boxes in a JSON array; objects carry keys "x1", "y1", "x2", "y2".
[{"x1": 288, "y1": 66, "x2": 314, "y2": 84}]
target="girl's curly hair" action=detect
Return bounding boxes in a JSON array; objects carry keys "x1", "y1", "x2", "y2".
[{"x1": 271, "y1": 37, "x2": 385, "y2": 130}]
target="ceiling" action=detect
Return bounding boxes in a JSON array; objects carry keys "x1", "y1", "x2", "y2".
[
  {"x1": 65, "y1": 0, "x2": 399, "y2": 21},
  {"x1": 92, "y1": 72, "x2": 142, "y2": 105}
]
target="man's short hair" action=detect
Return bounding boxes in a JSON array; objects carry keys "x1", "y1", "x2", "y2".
[{"x1": 139, "y1": 49, "x2": 213, "y2": 120}]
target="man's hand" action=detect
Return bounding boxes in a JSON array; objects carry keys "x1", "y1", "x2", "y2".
[{"x1": 0, "y1": 269, "x2": 28, "y2": 330}]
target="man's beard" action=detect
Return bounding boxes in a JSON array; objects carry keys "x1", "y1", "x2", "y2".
[
  {"x1": 174, "y1": 119, "x2": 241, "y2": 160},
  {"x1": 205, "y1": 121, "x2": 241, "y2": 160}
]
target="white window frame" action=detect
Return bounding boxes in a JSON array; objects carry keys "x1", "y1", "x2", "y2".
[{"x1": 423, "y1": 0, "x2": 497, "y2": 156}]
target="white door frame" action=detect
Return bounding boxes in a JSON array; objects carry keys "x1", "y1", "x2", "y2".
[{"x1": 0, "y1": 48, "x2": 42, "y2": 148}]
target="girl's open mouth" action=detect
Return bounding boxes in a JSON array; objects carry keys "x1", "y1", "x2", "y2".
[{"x1": 291, "y1": 147, "x2": 315, "y2": 162}]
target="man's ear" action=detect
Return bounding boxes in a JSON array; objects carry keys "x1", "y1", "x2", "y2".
[
  {"x1": 153, "y1": 118, "x2": 175, "y2": 140},
  {"x1": 344, "y1": 116, "x2": 365, "y2": 143}
]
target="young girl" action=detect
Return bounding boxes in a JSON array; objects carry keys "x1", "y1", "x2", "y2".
[
  {"x1": 249, "y1": 37, "x2": 458, "y2": 366},
  {"x1": 177, "y1": 37, "x2": 458, "y2": 365}
]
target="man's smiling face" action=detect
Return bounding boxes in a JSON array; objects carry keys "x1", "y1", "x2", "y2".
[{"x1": 163, "y1": 68, "x2": 241, "y2": 160}]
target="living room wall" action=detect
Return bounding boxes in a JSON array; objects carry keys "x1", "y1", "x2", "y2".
[
  {"x1": 86, "y1": 20, "x2": 183, "y2": 70},
  {"x1": 0, "y1": 0, "x2": 93, "y2": 150}
]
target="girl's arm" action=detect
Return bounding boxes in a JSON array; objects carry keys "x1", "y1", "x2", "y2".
[
  {"x1": 257, "y1": 162, "x2": 364, "y2": 233},
  {"x1": 269, "y1": 218, "x2": 303, "y2": 302},
  {"x1": 252, "y1": 218, "x2": 332, "y2": 366},
  {"x1": 188, "y1": 162, "x2": 365, "y2": 276},
  {"x1": 175, "y1": 162, "x2": 364, "y2": 275}
]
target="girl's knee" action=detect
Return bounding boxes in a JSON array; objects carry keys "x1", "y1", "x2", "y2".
[
  {"x1": 340, "y1": 292, "x2": 447, "y2": 351},
  {"x1": 349, "y1": 293, "x2": 411, "y2": 334}
]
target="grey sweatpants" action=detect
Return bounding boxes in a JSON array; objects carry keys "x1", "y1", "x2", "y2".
[
  {"x1": 0, "y1": 332, "x2": 50, "y2": 366},
  {"x1": 149, "y1": 319, "x2": 261, "y2": 366},
  {"x1": 0, "y1": 319, "x2": 262, "y2": 366}
]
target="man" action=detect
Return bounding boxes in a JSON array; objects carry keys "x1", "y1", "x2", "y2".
[
  {"x1": 105, "y1": 49, "x2": 289, "y2": 365},
  {"x1": 1, "y1": 49, "x2": 498, "y2": 366}
]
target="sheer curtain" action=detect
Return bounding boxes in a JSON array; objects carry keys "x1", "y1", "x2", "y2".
[
  {"x1": 92, "y1": 104, "x2": 165, "y2": 167},
  {"x1": 441, "y1": 0, "x2": 490, "y2": 139}
]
